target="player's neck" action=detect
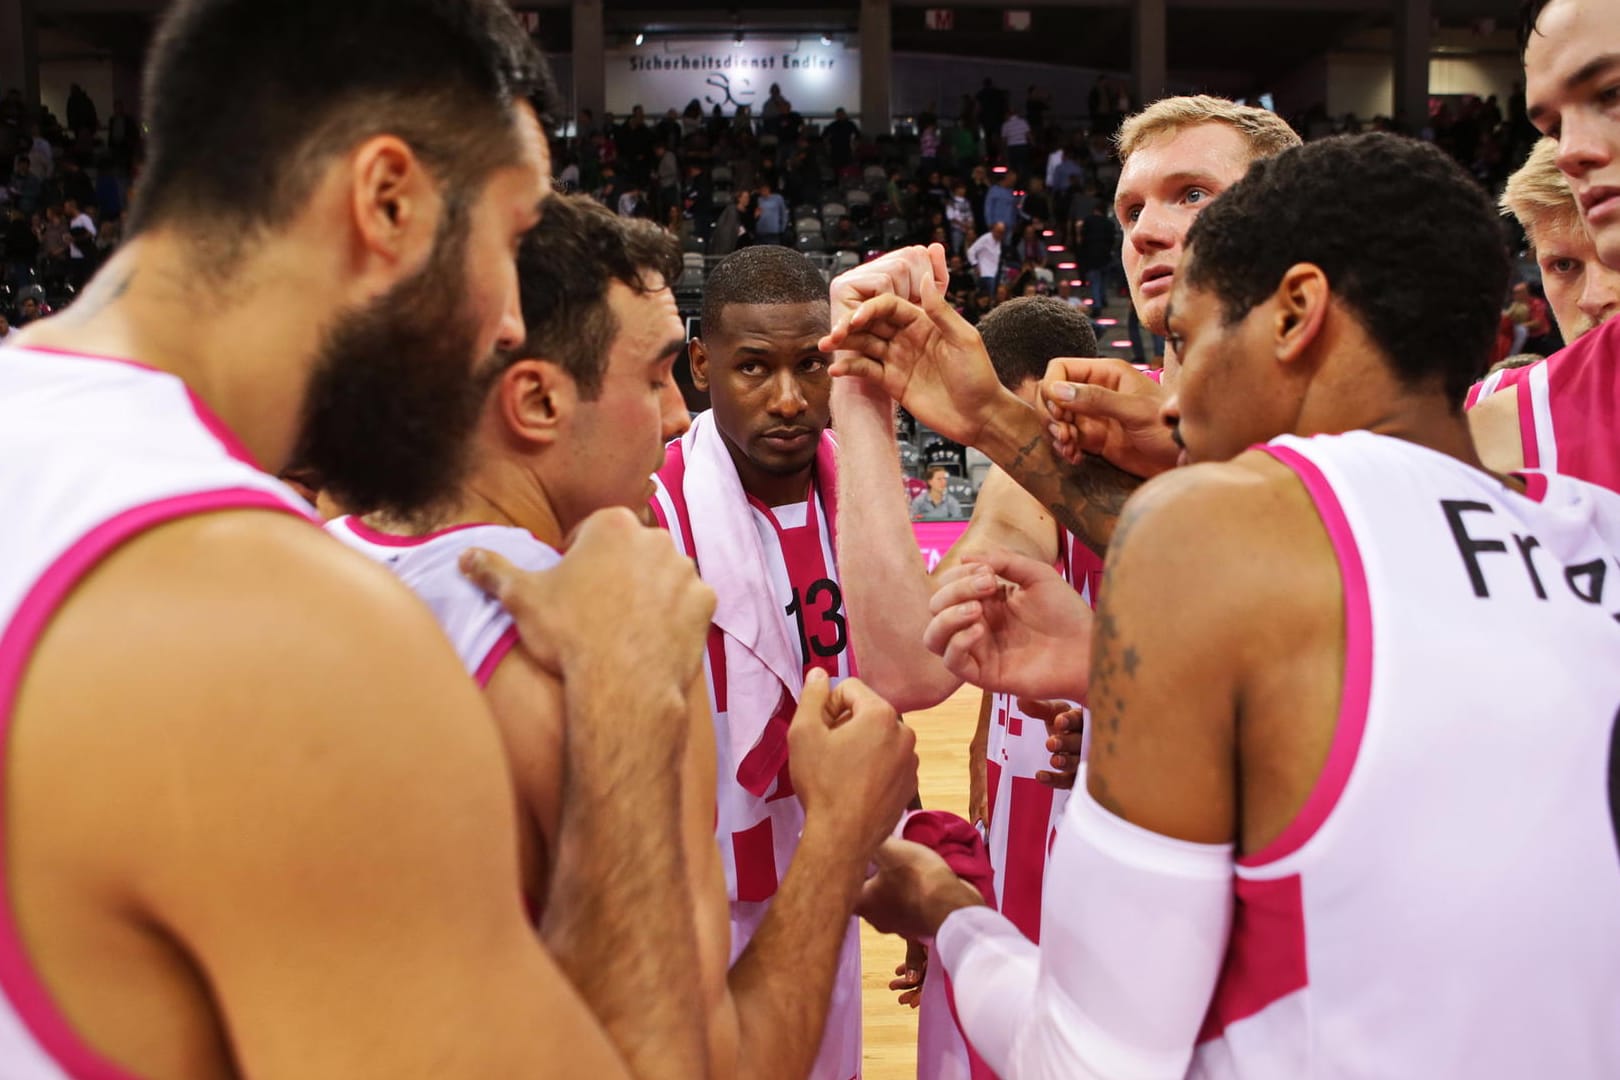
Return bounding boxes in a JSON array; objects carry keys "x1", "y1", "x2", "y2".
[
  {"x1": 422, "y1": 462, "x2": 567, "y2": 549},
  {"x1": 11, "y1": 233, "x2": 322, "y2": 474},
  {"x1": 1307, "y1": 394, "x2": 1486, "y2": 473},
  {"x1": 723, "y1": 438, "x2": 814, "y2": 508}
]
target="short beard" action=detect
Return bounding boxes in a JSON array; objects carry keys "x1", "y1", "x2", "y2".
[{"x1": 290, "y1": 199, "x2": 491, "y2": 525}]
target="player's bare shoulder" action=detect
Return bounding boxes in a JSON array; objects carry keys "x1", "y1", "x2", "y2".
[{"x1": 1108, "y1": 451, "x2": 1338, "y2": 625}]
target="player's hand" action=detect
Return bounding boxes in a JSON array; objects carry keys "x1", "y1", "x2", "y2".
[
  {"x1": 829, "y1": 244, "x2": 949, "y2": 318},
  {"x1": 790, "y1": 672, "x2": 919, "y2": 861},
  {"x1": 858, "y1": 839, "x2": 985, "y2": 941},
  {"x1": 924, "y1": 551, "x2": 1093, "y2": 702},
  {"x1": 890, "y1": 939, "x2": 929, "y2": 1008},
  {"x1": 1016, "y1": 698, "x2": 1085, "y2": 789},
  {"x1": 820, "y1": 271, "x2": 1016, "y2": 449},
  {"x1": 461, "y1": 507, "x2": 714, "y2": 692},
  {"x1": 1040, "y1": 357, "x2": 1178, "y2": 477}
]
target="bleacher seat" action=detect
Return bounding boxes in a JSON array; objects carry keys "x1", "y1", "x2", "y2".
[
  {"x1": 831, "y1": 251, "x2": 860, "y2": 275},
  {"x1": 946, "y1": 476, "x2": 976, "y2": 510},
  {"x1": 821, "y1": 201, "x2": 848, "y2": 222},
  {"x1": 797, "y1": 234, "x2": 827, "y2": 253}
]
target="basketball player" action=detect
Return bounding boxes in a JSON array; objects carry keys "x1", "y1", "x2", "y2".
[
  {"x1": 1468, "y1": 136, "x2": 1620, "y2": 475},
  {"x1": 331, "y1": 194, "x2": 919, "y2": 1080},
  {"x1": 1457, "y1": 0, "x2": 1620, "y2": 493},
  {"x1": 833, "y1": 98, "x2": 1300, "y2": 563},
  {"x1": 0, "y1": 1, "x2": 724, "y2": 1075},
  {"x1": 835, "y1": 297, "x2": 1097, "y2": 945},
  {"x1": 841, "y1": 132, "x2": 1620, "y2": 1077},
  {"x1": 650, "y1": 245, "x2": 890, "y2": 1080}
]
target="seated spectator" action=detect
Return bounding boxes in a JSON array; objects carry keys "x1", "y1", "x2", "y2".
[{"x1": 910, "y1": 465, "x2": 963, "y2": 521}]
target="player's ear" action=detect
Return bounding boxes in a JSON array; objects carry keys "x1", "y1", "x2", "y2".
[
  {"x1": 347, "y1": 134, "x2": 436, "y2": 282},
  {"x1": 688, "y1": 337, "x2": 711, "y2": 392},
  {"x1": 1274, "y1": 262, "x2": 1329, "y2": 369},
  {"x1": 498, "y1": 358, "x2": 573, "y2": 448}
]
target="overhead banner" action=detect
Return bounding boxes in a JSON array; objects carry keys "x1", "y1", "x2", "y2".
[{"x1": 606, "y1": 38, "x2": 861, "y2": 118}]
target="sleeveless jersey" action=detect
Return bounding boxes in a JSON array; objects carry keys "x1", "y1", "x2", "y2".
[
  {"x1": 982, "y1": 530, "x2": 1102, "y2": 943},
  {"x1": 325, "y1": 517, "x2": 560, "y2": 685},
  {"x1": 0, "y1": 347, "x2": 311, "y2": 1079},
  {"x1": 1465, "y1": 315, "x2": 1620, "y2": 494},
  {"x1": 1192, "y1": 431, "x2": 1620, "y2": 1078},
  {"x1": 651, "y1": 436, "x2": 862, "y2": 1080}
]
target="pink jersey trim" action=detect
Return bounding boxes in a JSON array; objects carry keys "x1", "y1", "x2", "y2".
[
  {"x1": 474, "y1": 625, "x2": 521, "y2": 689},
  {"x1": 16, "y1": 347, "x2": 266, "y2": 470},
  {"x1": 1517, "y1": 472, "x2": 1551, "y2": 504},
  {"x1": 1197, "y1": 873, "x2": 1309, "y2": 1041},
  {"x1": 1239, "y1": 445, "x2": 1374, "y2": 868},
  {"x1": 340, "y1": 516, "x2": 487, "y2": 549},
  {"x1": 0, "y1": 487, "x2": 306, "y2": 1080}
]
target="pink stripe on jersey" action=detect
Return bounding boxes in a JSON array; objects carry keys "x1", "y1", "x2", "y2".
[
  {"x1": 0, "y1": 487, "x2": 307, "y2": 1080},
  {"x1": 474, "y1": 625, "x2": 520, "y2": 689},
  {"x1": 1197, "y1": 873, "x2": 1308, "y2": 1041},
  {"x1": 1516, "y1": 376, "x2": 1542, "y2": 471},
  {"x1": 340, "y1": 517, "x2": 488, "y2": 548},
  {"x1": 732, "y1": 817, "x2": 779, "y2": 903},
  {"x1": 1001, "y1": 776, "x2": 1055, "y2": 943},
  {"x1": 1242, "y1": 445, "x2": 1374, "y2": 868}
]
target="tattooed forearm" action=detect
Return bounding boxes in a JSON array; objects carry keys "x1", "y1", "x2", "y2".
[{"x1": 1007, "y1": 433, "x2": 1043, "y2": 474}]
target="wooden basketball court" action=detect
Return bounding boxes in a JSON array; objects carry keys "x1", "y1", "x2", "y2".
[{"x1": 860, "y1": 683, "x2": 985, "y2": 1079}]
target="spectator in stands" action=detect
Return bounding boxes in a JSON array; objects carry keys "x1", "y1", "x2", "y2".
[
  {"x1": 1001, "y1": 109, "x2": 1032, "y2": 178},
  {"x1": 1077, "y1": 200, "x2": 1114, "y2": 313},
  {"x1": 910, "y1": 465, "x2": 963, "y2": 521},
  {"x1": 968, "y1": 221, "x2": 1006, "y2": 296},
  {"x1": 107, "y1": 99, "x2": 136, "y2": 166},
  {"x1": 977, "y1": 78, "x2": 1007, "y2": 152},
  {"x1": 654, "y1": 143, "x2": 680, "y2": 218},
  {"x1": 0, "y1": 312, "x2": 14, "y2": 345},
  {"x1": 984, "y1": 170, "x2": 1019, "y2": 242},
  {"x1": 946, "y1": 181, "x2": 973, "y2": 254},
  {"x1": 1513, "y1": 279, "x2": 1561, "y2": 355},
  {"x1": 7, "y1": 156, "x2": 39, "y2": 215},
  {"x1": 14, "y1": 295, "x2": 40, "y2": 326},
  {"x1": 919, "y1": 115, "x2": 941, "y2": 178},
  {"x1": 3, "y1": 207, "x2": 36, "y2": 292},
  {"x1": 826, "y1": 107, "x2": 859, "y2": 172},
  {"x1": 753, "y1": 179, "x2": 788, "y2": 246},
  {"x1": 65, "y1": 84, "x2": 97, "y2": 139},
  {"x1": 709, "y1": 189, "x2": 751, "y2": 257}
]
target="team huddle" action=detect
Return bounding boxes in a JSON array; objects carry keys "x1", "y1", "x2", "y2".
[{"x1": 0, "y1": 0, "x2": 1617, "y2": 1077}]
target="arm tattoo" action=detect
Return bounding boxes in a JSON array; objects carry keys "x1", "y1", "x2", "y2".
[{"x1": 1086, "y1": 496, "x2": 1149, "y2": 819}]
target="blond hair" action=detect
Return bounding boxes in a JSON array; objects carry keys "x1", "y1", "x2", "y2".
[
  {"x1": 1116, "y1": 94, "x2": 1302, "y2": 165},
  {"x1": 1500, "y1": 137, "x2": 1581, "y2": 248}
]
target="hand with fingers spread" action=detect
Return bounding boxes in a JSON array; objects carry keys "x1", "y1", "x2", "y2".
[
  {"x1": 857, "y1": 838, "x2": 987, "y2": 942},
  {"x1": 1016, "y1": 697, "x2": 1086, "y2": 790},
  {"x1": 1041, "y1": 357, "x2": 1179, "y2": 478},
  {"x1": 820, "y1": 270, "x2": 1017, "y2": 449},
  {"x1": 924, "y1": 550, "x2": 1093, "y2": 703},
  {"x1": 890, "y1": 939, "x2": 929, "y2": 1008},
  {"x1": 789, "y1": 672, "x2": 920, "y2": 862},
  {"x1": 461, "y1": 507, "x2": 715, "y2": 695}
]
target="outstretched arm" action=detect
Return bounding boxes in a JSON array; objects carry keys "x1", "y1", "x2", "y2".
[{"x1": 822, "y1": 278, "x2": 1139, "y2": 557}]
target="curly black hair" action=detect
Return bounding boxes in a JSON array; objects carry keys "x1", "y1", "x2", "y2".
[
  {"x1": 1181, "y1": 133, "x2": 1508, "y2": 407},
  {"x1": 976, "y1": 296, "x2": 1099, "y2": 392}
]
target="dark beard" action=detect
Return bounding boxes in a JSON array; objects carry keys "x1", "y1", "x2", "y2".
[{"x1": 290, "y1": 202, "x2": 492, "y2": 523}]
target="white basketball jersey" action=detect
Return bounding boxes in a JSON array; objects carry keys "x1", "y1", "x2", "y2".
[
  {"x1": 652, "y1": 440, "x2": 862, "y2": 1080},
  {"x1": 983, "y1": 531, "x2": 1100, "y2": 944},
  {"x1": 325, "y1": 517, "x2": 559, "y2": 683},
  {"x1": 1193, "y1": 431, "x2": 1620, "y2": 1078},
  {"x1": 0, "y1": 347, "x2": 311, "y2": 1079}
]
